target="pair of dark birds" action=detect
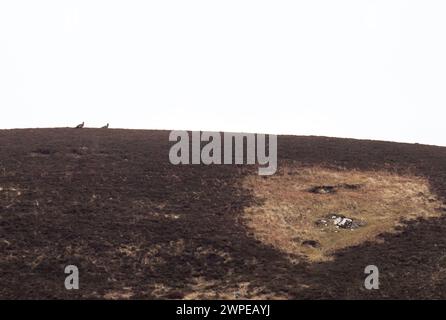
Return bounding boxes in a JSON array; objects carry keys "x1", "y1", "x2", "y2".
[{"x1": 75, "y1": 122, "x2": 109, "y2": 129}]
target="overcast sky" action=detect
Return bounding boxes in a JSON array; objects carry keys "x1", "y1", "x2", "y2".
[{"x1": 1, "y1": 1, "x2": 445, "y2": 146}]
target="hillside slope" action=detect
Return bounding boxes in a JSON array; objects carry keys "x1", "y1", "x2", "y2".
[{"x1": 1, "y1": 128, "x2": 446, "y2": 299}]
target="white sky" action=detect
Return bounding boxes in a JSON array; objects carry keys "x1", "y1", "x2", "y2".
[{"x1": 1, "y1": 1, "x2": 445, "y2": 146}]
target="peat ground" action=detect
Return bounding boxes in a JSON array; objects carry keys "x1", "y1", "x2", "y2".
[{"x1": 1, "y1": 128, "x2": 446, "y2": 299}]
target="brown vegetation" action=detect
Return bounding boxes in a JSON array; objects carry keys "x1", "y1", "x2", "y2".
[
  {"x1": 1, "y1": 129, "x2": 446, "y2": 299},
  {"x1": 243, "y1": 165, "x2": 444, "y2": 262}
]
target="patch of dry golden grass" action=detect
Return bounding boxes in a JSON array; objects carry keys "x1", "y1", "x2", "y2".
[{"x1": 243, "y1": 165, "x2": 445, "y2": 262}]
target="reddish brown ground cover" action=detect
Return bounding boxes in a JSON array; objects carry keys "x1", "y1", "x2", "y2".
[{"x1": 1, "y1": 128, "x2": 446, "y2": 299}]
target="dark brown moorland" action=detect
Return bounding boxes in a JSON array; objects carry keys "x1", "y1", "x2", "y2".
[{"x1": 1, "y1": 128, "x2": 446, "y2": 299}]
